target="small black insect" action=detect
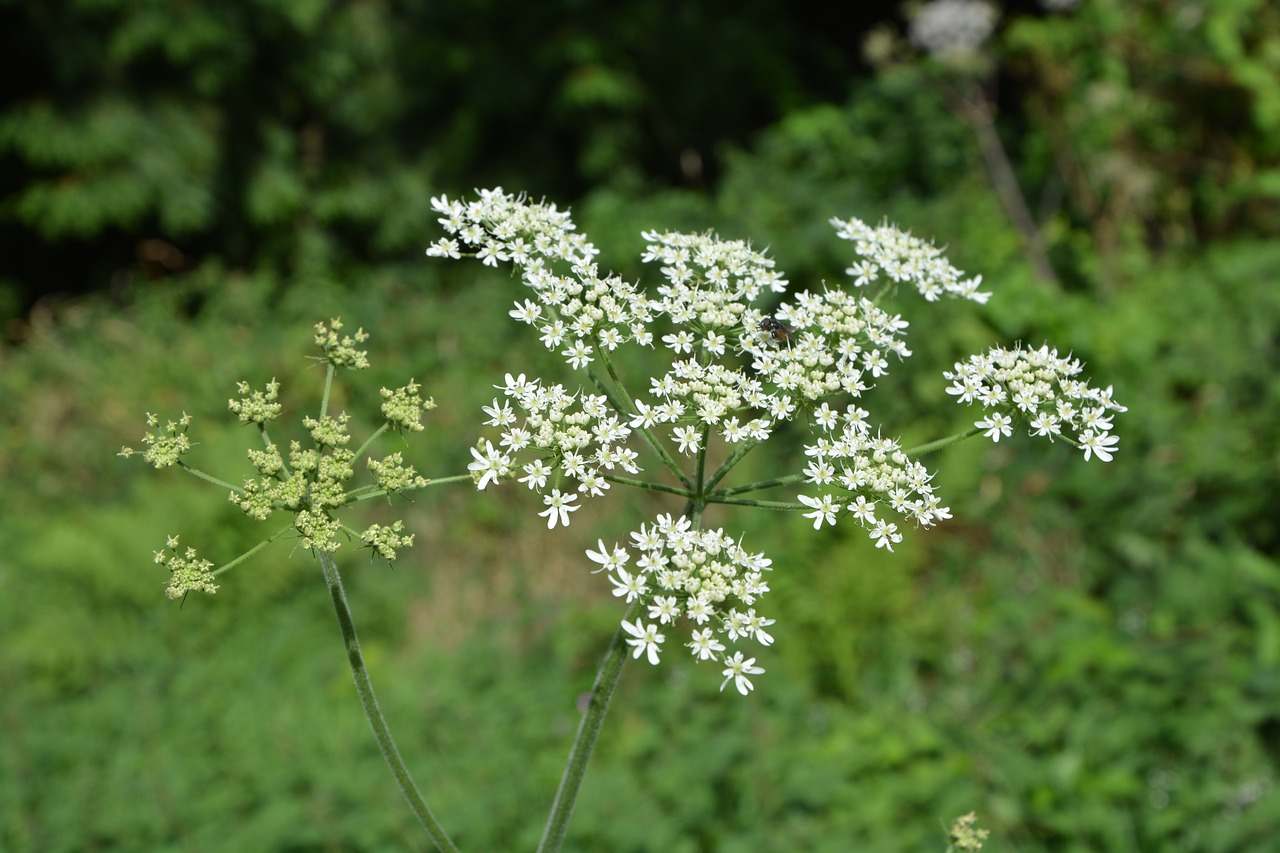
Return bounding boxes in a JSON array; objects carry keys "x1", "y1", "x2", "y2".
[{"x1": 759, "y1": 315, "x2": 791, "y2": 345}]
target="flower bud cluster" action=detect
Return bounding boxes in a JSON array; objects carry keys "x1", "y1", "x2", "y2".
[
  {"x1": 590, "y1": 514, "x2": 774, "y2": 694},
  {"x1": 130, "y1": 323, "x2": 438, "y2": 598},
  {"x1": 228, "y1": 379, "x2": 282, "y2": 424},
  {"x1": 381, "y1": 380, "x2": 435, "y2": 434},
  {"x1": 314, "y1": 318, "x2": 370, "y2": 369},
  {"x1": 361, "y1": 520, "x2": 415, "y2": 561},
  {"x1": 155, "y1": 535, "x2": 219, "y2": 599},
  {"x1": 945, "y1": 344, "x2": 1126, "y2": 461},
  {"x1": 797, "y1": 404, "x2": 952, "y2": 549},
  {"x1": 123, "y1": 412, "x2": 194, "y2": 469},
  {"x1": 368, "y1": 452, "x2": 428, "y2": 494}
]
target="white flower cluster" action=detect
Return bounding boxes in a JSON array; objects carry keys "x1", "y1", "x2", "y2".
[
  {"x1": 796, "y1": 404, "x2": 952, "y2": 549},
  {"x1": 909, "y1": 0, "x2": 999, "y2": 60},
  {"x1": 429, "y1": 188, "x2": 1125, "y2": 694},
  {"x1": 626, "y1": 228, "x2": 794, "y2": 452},
  {"x1": 1039, "y1": 0, "x2": 1082, "y2": 11},
  {"x1": 831, "y1": 215, "x2": 991, "y2": 303},
  {"x1": 739, "y1": 288, "x2": 910, "y2": 402},
  {"x1": 468, "y1": 372, "x2": 640, "y2": 525},
  {"x1": 589, "y1": 514, "x2": 774, "y2": 695},
  {"x1": 641, "y1": 228, "x2": 789, "y2": 322},
  {"x1": 428, "y1": 189, "x2": 652, "y2": 369},
  {"x1": 944, "y1": 344, "x2": 1126, "y2": 461}
]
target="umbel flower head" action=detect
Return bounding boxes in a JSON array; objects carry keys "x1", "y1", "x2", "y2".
[
  {"x1": 590, "y1": 514, "x2": 775, "y2": 695},
  {"x1": 123, "y1": 321, "x2": 438, "y2": 599},
  {"x1": 155, "y1": 535, "x2": 218, "y2": 599},
  {"x1": 946, "y1": 344, "x2": 1127, "y2": 461},
  {"x1": 431, "y1": 189, "x2": 989, "y2": 539},
  {"x1": 429, "y1": 188, "x2": 1124, "y2": 693}
]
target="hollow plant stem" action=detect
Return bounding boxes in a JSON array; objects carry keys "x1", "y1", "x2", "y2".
[
  {"x1": 538, "y1": 599, "x2": 643, "y2": 853},
  {"x1": 317, "y1": 551, "x2": 458, "y2": 853}
]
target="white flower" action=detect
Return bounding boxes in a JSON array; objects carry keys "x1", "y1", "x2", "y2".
[
  {"x1": 609, "y1": 567, "x2": 647, "y2": 602},
  {"x1": 648, "y1": 595, "x2": 681, "y2": 625},
  {"x1": 468, "y1": 440, "x2": 509, "y2": 490},
  {"x1": 1029, "y1": 411, "x2": 1061, "y2": 437},
  {"x1": 586, "y1": 539, "x2": 629, "y2": 573},
  {"x1": 662, "y1": 330, "x2": 696, "y2": 354},
  {"x1": 673, "y1": 425, "x2": 702, "y2": 455},
  {"x1": 976, "y1": 412, "x2": 1014, "y2": 442},
  {"x1": 577, "y1": 470, "x2": 610, "y2": 496},
  {"x1": 1079, "y1": 430, "x2": 1119, "y2": 462},
  {"x1": 909, "y1": 0, "x2": 998, "y2": 59},
  {"x1": 869, "y1": 519, "x2": 901, "y2": 552},
  {"x1": 482, "y1": 399, "x2": 516, "y2": 427},
  {"x1": 946, "y1": 344, "x2": 1124, "y2": 459},
  {"x1": 425, "y1": 237, "x2": 461, "y2": 259},
  {"x1": 847, "y1": 495, "x2": 877, "y2": 524},
  {"x1": 623, "y1": 619, "x2": 665, "y2": 665},
  {"x1": 509, "y1": 299, "x2": 541, "y2": 323},
  {"x1": 720, "y1": 652, "x2": 764, "y2": 695},
  {"x1": 802, "y1": 458, "x2": 836, "y2": 485},
  {"x1": 518, "y1": 459, "x2": 552, "y2": 490},
  {"x1": 830, "y1": 215, "x2": 991, "y2": 302},
  {"x1": 538, "y1": 489, "x2": 579, "y2": 528},
  {"x1": 688, "y1": 628, "x2": 725, "y2": 661},
  {"x1": 797, "y1": 493, "x2": 842, "y2": 530},
  {"x1": 562, "y1": 340, "x2": 594, "y2": 369},
  {"x1": 746, "y1": 610, "x2": 776, "y2": 646}
]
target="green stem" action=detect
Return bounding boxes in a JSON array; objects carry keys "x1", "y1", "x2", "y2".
[
  {"x1": 904, "y1": 426, "x2": 983, "y2": 458},
  {"x1": 320, "y1": 364, "x2": 336, "y2": 418},
  {"x1": 344, "y1": 473, "x2": 475, "y2": 504},
  {"x1": 316, "y1": 551, "x2": 458, "y2": 853},
  {"x1": 703, "y1": 438, "x2": 761, "y2": 492},
  {"x1": 211, "y1": 525, "x2": 293, "y2": 578},
  {"x1": 710, "y1": 472, "x2": 806, "y2": 498},
  {"x1": 538, "y1": 599, "x2": 643, "y2": 853},
  {"x1": 593, "y1": 351, "x2": 692, "y2": 490},
  {"x1": 684, "y1": 426, "x2": 711, "y2": 528},
  {"x1": 176, "y1": 461, "x2": 239, "y2": 492},
  {"x1": 706, "y1": 497, "x2": 798, "y2": 512},
  {"x1": 599, "y1": 474, "x2": 691, "y2": 497},
  {"x1": 352, "y1": 422, "x2": 390, "y2": 462}
]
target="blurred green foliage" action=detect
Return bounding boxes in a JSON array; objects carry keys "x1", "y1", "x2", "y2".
[{"x1": 3, "y1": 0, "x2": 1280, "y2": 850}]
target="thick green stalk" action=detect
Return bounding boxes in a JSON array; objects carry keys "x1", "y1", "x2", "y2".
[
  {"x1": 317, "y1": 551, "x2": 458, "y2": 853},
  {"x1": 538, "y1": 599, "x2": 642, "y2": 853}
]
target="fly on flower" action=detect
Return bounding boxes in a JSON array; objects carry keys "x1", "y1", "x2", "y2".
[{"x1": 759, "y1": 316, "x2": 791, "y2": 347}]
